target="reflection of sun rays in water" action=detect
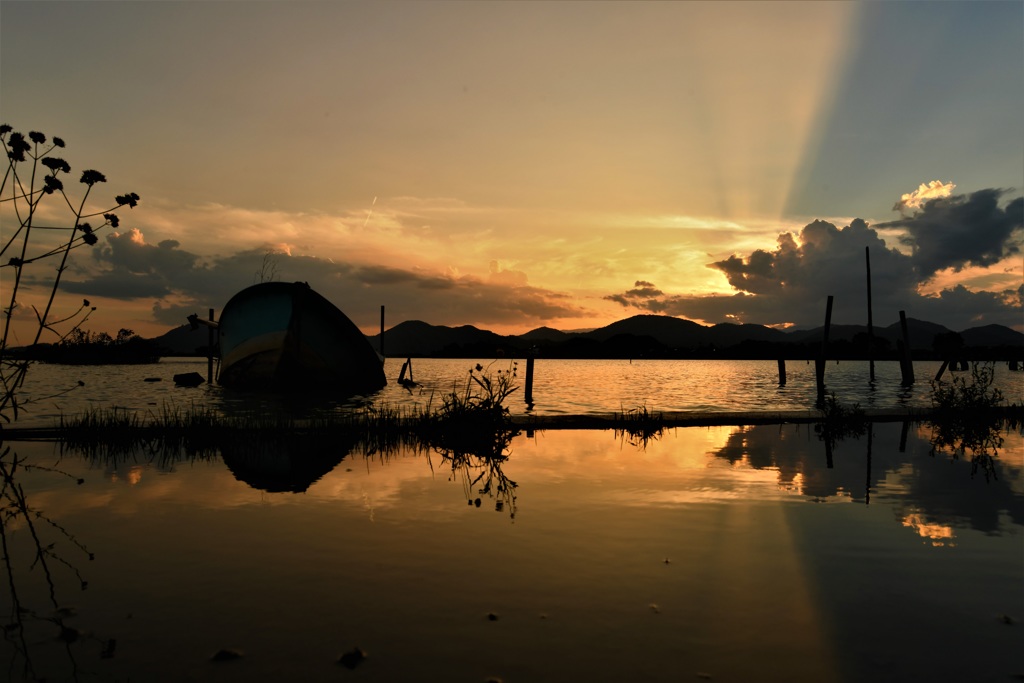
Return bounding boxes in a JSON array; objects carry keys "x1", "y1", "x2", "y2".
[{"x1": 362, "y1": 490, "x2": 375, "y2": 522}]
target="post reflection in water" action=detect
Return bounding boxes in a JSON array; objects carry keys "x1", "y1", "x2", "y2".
[{"x1": 1, "y1": 421, "x2": 1020, "y2": 683}]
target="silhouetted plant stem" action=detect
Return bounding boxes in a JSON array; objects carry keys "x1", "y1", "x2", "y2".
[
  {"x1": 31, "y1": 185, "x2": 94, "y2": 348},
  {"x1": 2, "y1": 125, "x2": 139, "y2": 422}
]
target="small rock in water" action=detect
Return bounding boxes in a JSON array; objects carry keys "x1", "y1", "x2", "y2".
[
  {"x1": 143, "y1": 377, "x2": 162, "y2": 383},
  {"x1": 173, "y1": 372, "x2": 204, "y2": 387},
  {"x1": 337, "y1": 646, "x2": 368, "y2": 669},
  {"x1": 487, "y1": 612, "x2": 500, "y2": 621},
  {"x1": 210, "y1": 648, "x2": 243, "y2": 662},
  {"x1": 649, "y1": 603, "x2": 661, "y2": 614},
  {"x1": 57, "y1": 626, "x2": 81, "y2": 643}
]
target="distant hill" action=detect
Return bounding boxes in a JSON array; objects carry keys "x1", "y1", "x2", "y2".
[
  {"x1": 581, "y1": 314, "x2": 706, "y2": 346},
  {"x1": 145, "y1": 314, "x2": 1024, "y2": 360},
  {"x1": 960, "y1": 324, "x2": 1024, "y2": 347},
  {"x1": 151, "y1": 325, "x2": 215, "y2": 355},
  {"x1": 371, "y1": 320, "x2": 506, "y2": 357},
  {"x1": 786, "y1": 319, "x2": 954, "y2": 347},
  {"x1": 707, "y1": 322, "x2": 789, "y2": 347},
  {"x1": 518, "y1": 326, "x2": 573, "y2": 342}
]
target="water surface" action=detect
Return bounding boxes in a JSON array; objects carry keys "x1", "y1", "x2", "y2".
[
  {"x1": 2, "y1": 422, "x2": 1021, "y2": 682},
  {"x1": 11, "y1": 357, "x2": 1024, "y2": 427}
]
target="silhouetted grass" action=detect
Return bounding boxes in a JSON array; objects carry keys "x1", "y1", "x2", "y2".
[
  {"x1": 55, "y1": 363, "x2": 524, "y2": 462},
  {"x1": 814, "y1": 392, "x2": 867, "y2": 448},
  {"x1": 927, "y1": 361, "x2": 1013, "y2": 479},
  {"x1": 615, "y1": 404, "x2": 664, "y2": 448}
]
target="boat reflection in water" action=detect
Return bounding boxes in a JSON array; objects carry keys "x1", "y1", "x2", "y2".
[
  {"x1": 215, "y1": 282, "x2": 386, "y2": 394},
  {"x1": 2, "y1": 420, "x2": 1021, "y2": 683},
  {"x1": 219, "y1": 433, "x2": 355, "y2": 494}
]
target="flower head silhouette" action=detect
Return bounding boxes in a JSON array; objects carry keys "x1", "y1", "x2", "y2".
[
  {"x1": 80, "y1": 169, "x2": 106, "y2": 186},
  {"x1": 42, "y1": 157, "x2": 71, "y2": 174},
  {"x1": 115, "y1": 192, "x2": 140, "y2": 208},
  {"x1": 7, "y1": 132, "x2": 29, "y2": 162}
]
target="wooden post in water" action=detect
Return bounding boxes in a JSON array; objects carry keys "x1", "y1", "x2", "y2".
[
  {"x1": 207, "y1": 308, "x2": 215, "y2": 384},
  {"x1": 777, "y1": 358, "x2": 786, "y2": 385},
  {"x1": 933, "y1": 359, "x2": 950, "y2": 382},
  {"x1": 816, "y1": 295, "x2": 834, "y2": 401},
  {"x1": 379, "y1": 305, "x2": 385, "y2": 360},
  {"x1": 865, "y1": 425, "x2": 873, "y2": 506},
  {"x1": 865, "y1": 247, "x2": 875, "y2": 382},
  {"x1": 898, "y1": 310, "x2": 914, "y2": 385},
  {"x1": 524, "y1": 352, "x2": 535, "y2": 406}
]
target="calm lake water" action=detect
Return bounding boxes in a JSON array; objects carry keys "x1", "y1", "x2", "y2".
[
  {"x1": 8, "y1": 357, "x2": 1024, "y2": 427},
  {"x1": 2, "y1": 422, "x2": 1021, "y2": 682},
  {"x1": 3, "y1": 359, "x2": 1022, "y2": 682}
]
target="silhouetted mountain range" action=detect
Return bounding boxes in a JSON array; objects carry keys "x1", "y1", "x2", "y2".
[{"x1": 151, "y1": 314, "x2": 1023, "y2": 360}]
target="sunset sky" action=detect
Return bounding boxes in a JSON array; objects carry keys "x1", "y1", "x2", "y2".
[{"x1": 2, "y1": 1, "x2": 1022, "y2": 342}]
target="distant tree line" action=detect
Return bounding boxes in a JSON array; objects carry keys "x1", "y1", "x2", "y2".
[{"x1": 8, "y1": 328, "x2": 159, "y2": 364}]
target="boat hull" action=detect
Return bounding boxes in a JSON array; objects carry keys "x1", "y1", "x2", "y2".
[{"x1": 217, "y1": 282, "x2": 386, "y2": 393}]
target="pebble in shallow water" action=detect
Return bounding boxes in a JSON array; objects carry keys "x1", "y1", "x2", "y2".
[
  {"x1": 209, "y1": 648, "x2": 243, "y2": 662},
  {"x1": 338, "y1": 646, "x2": 368, "y2": 669}
]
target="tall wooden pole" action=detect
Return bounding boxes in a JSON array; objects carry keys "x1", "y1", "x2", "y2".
[
  {"x1": 865, "y1": 425, "x2": 873, "y2": 506},
  {"x1": 379, "y1": 305, "x2": 385, "y2": 360},
  {"x1": 816, "y1": 295, "x2": 834, "y2": 402},
  {"x1": 524, "y1": 352, "x2": 535, "y2": 406},
  {"x1": 898, "y1": 310, "x2": 914, "y2": 385},
  {"x1": 207, "y1": 308, "x2": 215, "y2": 384},
  {"x1": 865, "y1": 247, "x2": 875, "y2": 382}
]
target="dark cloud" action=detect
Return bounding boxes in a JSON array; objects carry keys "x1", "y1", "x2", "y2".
[
  {"x1": 354, "y1": 265, "x2": 425, "y2": 286},
  {"x1": 61, "y1": 229, "x2": 207, "y2": 301},
  {"x1": 94, "y1": 230, "x2": 199, "y2": 276},
  {"x1": 605, "y1": 214, "x2": 1022, "y2": 330},
  {"x1": 877, "y1": 189, "x2": 1023, "y2": 280},
  {"x1": 354, "y1": 265, "x2": 462, "y2": 291},
  {"x1": 910, "y1": 283, "x2": 1023, "y2": 329},
  {"x1": 349, "y1": 272, "x2": 583, "y2": 328},
  {"x1": 61, "y1": 232, "x2": 589, "y2": 331},
  {"x1": 605, "y1": 280, "x2": 665, "y2": 308},
  {"x1": 62, "y1": 270, "x2": 172, "y2": 299}
]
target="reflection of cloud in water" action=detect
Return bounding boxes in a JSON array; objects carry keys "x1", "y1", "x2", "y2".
[
  {"x1": 902, "y1": 511, "x2": 956, "y2": 547},
  {"x1": 514, "y1": 425, "x2": 735, "y2": 475},
  {"x1": 15, "y1": 422, "x2": 1022, "y2": 536},
  {"x1": 110, "y1": 465, "x2": 145, "y2": 486},
  {"x1": 708, "y1": 422, "x2": 1024, "y2": 535}
]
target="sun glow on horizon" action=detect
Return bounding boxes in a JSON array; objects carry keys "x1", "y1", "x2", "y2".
[{"x1": 2, "y1": 2, "x2": 1020, "y2": 339}]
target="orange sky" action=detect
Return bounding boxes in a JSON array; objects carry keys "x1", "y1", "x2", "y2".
[{"x1": 2, "y1": 2, "x2": 1021, "y2": 341}]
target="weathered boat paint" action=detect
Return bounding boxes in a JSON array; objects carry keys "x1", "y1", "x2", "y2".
[{"x1": 217, "y1": 282, "x2": 386, "y2": 393}]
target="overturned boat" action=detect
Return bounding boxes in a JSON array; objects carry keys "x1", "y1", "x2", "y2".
[{"x1": 215, "y1": 282, "x2": 386, "y2": 393}]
